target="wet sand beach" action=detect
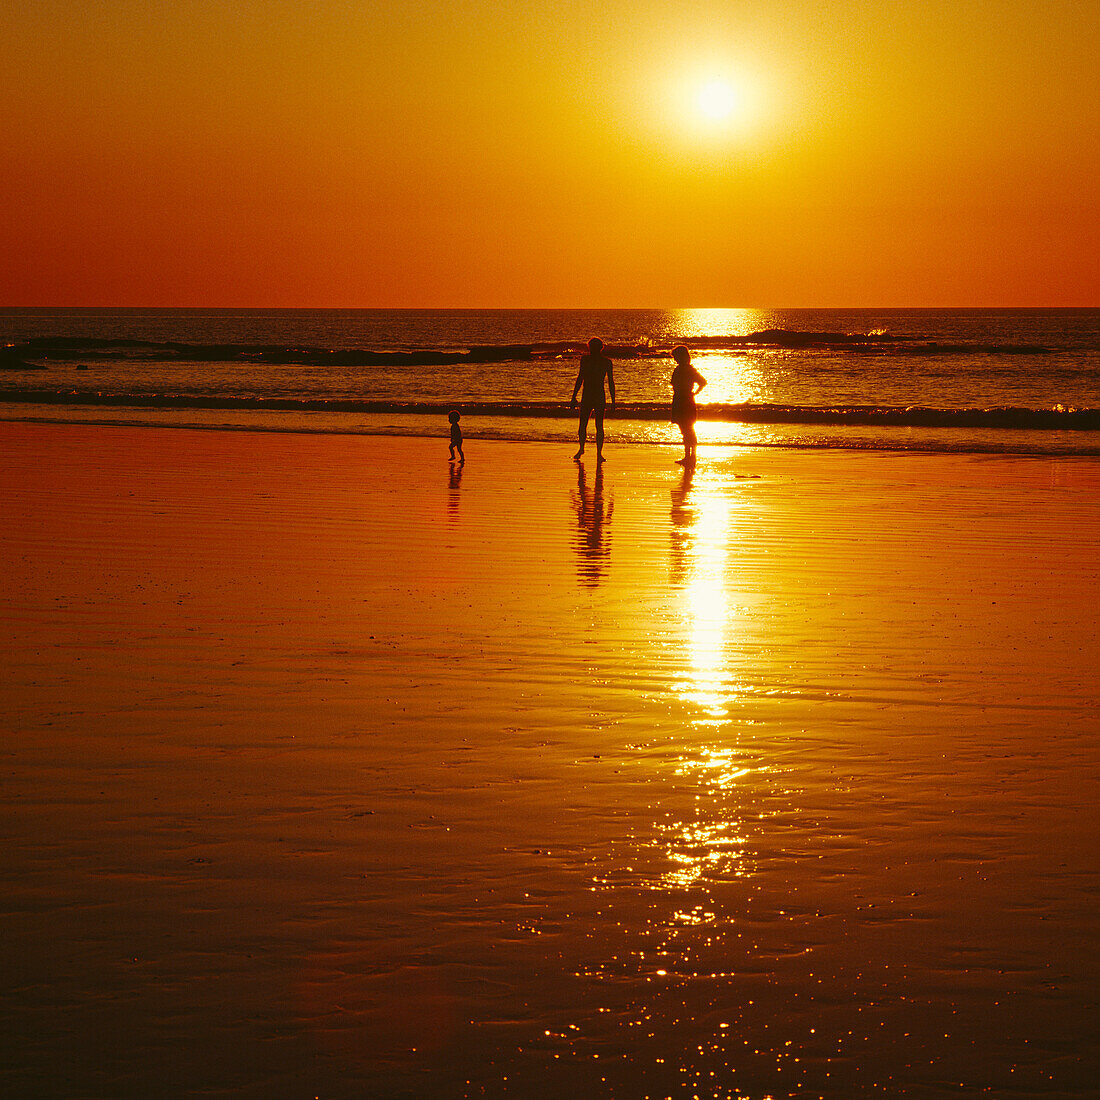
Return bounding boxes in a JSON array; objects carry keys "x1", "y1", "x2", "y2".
[{"x1": 1, "y1": 422, "x2": 1098, "y2": 1098}]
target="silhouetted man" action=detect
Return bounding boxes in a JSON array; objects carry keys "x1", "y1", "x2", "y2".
[{"x1": 570, "y1": 337, "x2": 616, "y2": 462}]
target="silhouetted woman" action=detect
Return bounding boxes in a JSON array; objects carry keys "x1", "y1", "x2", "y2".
[{"x1": 669, "y1": 345, "x2": 707, "y2": 465}]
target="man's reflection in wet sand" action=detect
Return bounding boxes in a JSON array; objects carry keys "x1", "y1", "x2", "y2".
[
  {"x1": 447, "y1": 459, "x2": 463, "y2": 522},
  {"x1": 571, "y1": 462, "x2": 613, "y2": 587},
  {"x1": 669, "y1": 463, "x2": 695, "y2": 586}
]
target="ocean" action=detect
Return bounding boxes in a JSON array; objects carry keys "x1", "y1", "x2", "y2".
[{"x1": 2, "y1": 307, "x2": 1098, "y2": 454}]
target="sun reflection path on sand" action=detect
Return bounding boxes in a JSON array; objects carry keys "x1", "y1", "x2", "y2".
[
  {"x1": 669, "y1": 464, "x2": 745, "y2": 724},
  {"x1": 570, "y1": 460, "x2": 793, "y2": 1097},
  {"x1": 660, "y1": 466, "x2": 760, "y2": 896},
  {"x1": 659, "y1": 749, "x2": 753, "y2": 890},
  {"x1": 586, "y1": 462, "x2": 765, "y2": 943}
]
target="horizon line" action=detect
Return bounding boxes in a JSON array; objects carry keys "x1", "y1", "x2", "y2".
[{"x1": 3, "y1": 303, "x2": 1098, "y2": 311}]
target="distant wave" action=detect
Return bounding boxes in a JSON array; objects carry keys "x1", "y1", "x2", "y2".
[
  {"x1": 3, "y1": 328, "x2": 1063, "y2": 365},
  {"x1": 2, "y1": 389, "x2": 1096, "y2": 430}
]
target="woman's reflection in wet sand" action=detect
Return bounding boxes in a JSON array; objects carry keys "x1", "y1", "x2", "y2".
[
  {"x1": 571, "y1": 462, "x2": 613, "y2": 587},
  {"x1": 669, "y1": 463, "x2": 695, "y2": 586}
]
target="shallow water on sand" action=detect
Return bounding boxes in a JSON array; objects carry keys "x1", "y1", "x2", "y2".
[{"x1": 1, "y1": 424, "x2": 1098, "y2": 1098}]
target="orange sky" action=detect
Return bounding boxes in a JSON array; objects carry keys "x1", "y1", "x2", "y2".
[{"x1": 3, "y1": 0, "x2": 1097, "y2": 306}]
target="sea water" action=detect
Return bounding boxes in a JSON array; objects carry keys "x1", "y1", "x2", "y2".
[{"x1": 2, "y1": 307, "x2": 1098, "y2": 453}]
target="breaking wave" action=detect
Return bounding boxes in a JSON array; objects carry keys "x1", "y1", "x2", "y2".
[
  {"x1": 1, "y1": 327, "x2": 1065, "y2": 367},
  {"x1": 1, "y1": 389, "x2": 1096, "y2": 430}
]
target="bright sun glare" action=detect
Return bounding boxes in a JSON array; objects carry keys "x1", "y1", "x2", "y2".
[{"x1": 697, "y1": 79, "x2": 738, "y2": 121}]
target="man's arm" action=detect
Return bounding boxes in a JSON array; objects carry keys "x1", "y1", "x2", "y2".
[
  {"x1": 571, "y1": 362, "x2": 583, "y2": 405},
  {"x1": 607, "y1": 361, "x2": 616, "y2": 405}
]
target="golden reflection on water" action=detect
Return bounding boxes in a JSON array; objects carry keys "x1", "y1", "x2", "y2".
[
  {"x1": 670, "y1": 308, "x2": 776, "y2": 418},
  {"x1": 691, "y1": 354, "x2": 769, "y2": 418},
  {"x1": 672, "y1": 307, "x2": 766, "y2": 339}
]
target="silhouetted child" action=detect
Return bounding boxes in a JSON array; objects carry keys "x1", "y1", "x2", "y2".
[{"x1": 448, "y1": 410, "x2": 465, "y2": 463}]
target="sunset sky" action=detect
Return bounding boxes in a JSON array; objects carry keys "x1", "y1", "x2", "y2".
[{"x1": 3, "y1": 0, "x2": 1097, "y2": 306}]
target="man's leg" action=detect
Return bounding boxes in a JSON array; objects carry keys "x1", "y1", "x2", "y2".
[{"x1": 574, "y1": 408, "x2": 591, "y2": 460}]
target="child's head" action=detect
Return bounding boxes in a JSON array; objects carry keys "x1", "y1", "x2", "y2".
[
  {"x1": 672, "y1": 345, "x2": 690, "y2": 367},
  {"x1": 448, "y1": 410, "x2": 460, "y2": 424}
]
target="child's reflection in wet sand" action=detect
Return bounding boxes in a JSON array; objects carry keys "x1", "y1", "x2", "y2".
[{"x1": 447, "y1": 457, "x2": 463, "y2": 521}]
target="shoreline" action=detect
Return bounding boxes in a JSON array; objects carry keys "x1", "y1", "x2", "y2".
[{"x1": 3, "y1": 409, "x2": 1100, "y2": 457}]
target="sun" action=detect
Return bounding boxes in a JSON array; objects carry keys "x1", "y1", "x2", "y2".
[
  {"x1": 696, "y1": 79, "x2": 739, "y2": 121},
  {"x1": 655, "y1": 65, "x2": 764, "y2": 142}
]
